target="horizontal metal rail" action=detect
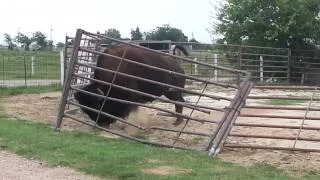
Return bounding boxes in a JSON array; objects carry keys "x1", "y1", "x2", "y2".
[
  {"x1": 72, "y1": 74, "x2": 212, "y2": 114},
  {"x1": 247, "y1": 96, "x2": 320, "y2": 101},
  {"x1": 156, "y1": 112, "x2": 220, "y2": 124},
  {"x1": 229, "y1": 133, "x2": 320, "y2": 142},
  {"x1": 240, "y1": 52, "x2": 288, "y2": 58},
  {"x1": 239, "y1": 113, "x2": 320, "y2": 121},
  {"x1": 67, "y1": 100, "x2": 145, "y2": 130},
  {"x1": 76, "y1": 62, "x2": 233, "y2": 101},
  {"x1": 78, "y1": 48, "x2": 239, "y2": 89},
  {"x1": 253, "y1": 86, "x2": 320, "y2": 90},
  {"x1": 150, "y1": 127, "x2": 211, "y2": 137},
  {"x1": 82, "y1": 29, "x2": 251, "y2": 76},
  {"x1": 71, "y1": 87, "x2": 214, "y2": 124},
  {"x1": 244, "y1": 105, "x2": 320, "y2": 111},
  {"x1": 64, "y1": 114, "x2": 199, "y2": 151},
  {"x1": 223, "y1": 144, "x2": 320, "y2": 152},
  {"x1": 234, "y1": 123, "x2": 320, "y2": 130}
]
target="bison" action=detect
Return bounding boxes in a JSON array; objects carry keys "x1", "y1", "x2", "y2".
[{"x1": 74, "y1": 44, "x2": 189, "y2": 128}]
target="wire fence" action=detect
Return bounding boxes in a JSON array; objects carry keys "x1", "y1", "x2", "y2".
[
  {"x1": 1, "y1": 40, "x2": 320, "y2": 88},
  {"x1": 0, "y1": 50, "x2": 62, "y2": 87}
]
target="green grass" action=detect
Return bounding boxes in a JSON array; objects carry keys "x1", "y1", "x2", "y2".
[
  {"x1": 0, "y1": 87, "x2": 319, "y2": 179},
  {"x1": 0, "y1": 50, "x2": 60, "y2": 80},
  {"x1": 265, "y1": 99, "x2": 306, "y2": 106},
  {"x1": 0, "y1": 84, "x2": 61, "y2": 96},
  {"x1": 0, "y1": 116, "x2": 315, "y2": 180}
]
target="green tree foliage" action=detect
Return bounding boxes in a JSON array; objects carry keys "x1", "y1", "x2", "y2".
[
  {"x1": 214, "y1": 0, "x2": 320, "y2": 49},
  {"x1": 15, "y1": 32, "x2": 32, "y2": 51},
  {"x1": 104, "y1": 28, "x2": 122, "y2": 39},
  {"x1": 130, "y1": 27, "x2": 143, "y2": 40},
  {"x1": 145, "y1": 24, "x2": 188, "y2": 42},
  {"x1": 3, "y1": 33, "x2": 16, "y2": 50},
  {"x1": 56, "y1": 42, "x2": 65, "y2": 49},
  {"x1": 32, "y1": 31, "x2": 48, "y2": 50}
]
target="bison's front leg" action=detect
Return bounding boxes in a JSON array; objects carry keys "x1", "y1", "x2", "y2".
[{"x1": 165, "y1": 90, "x2": 185, "y2": 126}]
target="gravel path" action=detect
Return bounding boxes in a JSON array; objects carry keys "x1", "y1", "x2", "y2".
[{"x1": 0, "y1": 151, "x2": 102, "y2": 180}]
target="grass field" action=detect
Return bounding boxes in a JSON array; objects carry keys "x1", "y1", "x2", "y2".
[
  {"x1": 0, "y1": 87, "x2": 320, "y2": 179},
  {"x1": 0, "y1": 49, "x2": 60, "y2": 80}
]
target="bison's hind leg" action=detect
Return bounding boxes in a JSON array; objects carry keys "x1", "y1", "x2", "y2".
[{"x1": 164, "y1": 90, "x2": 185, "y2": 126}]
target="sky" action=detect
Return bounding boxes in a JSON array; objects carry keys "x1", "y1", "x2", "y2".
[{"x1": 0, "y1": 0, "x2": 219, "y2": 45}]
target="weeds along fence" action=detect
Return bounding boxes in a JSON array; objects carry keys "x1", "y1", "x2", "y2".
[
  {"x1": 0, "y1": 50, "x2": 63, "y2": 88},
  {"x1": 56, "y1": 29, "x2": 252, "y2": 154}
]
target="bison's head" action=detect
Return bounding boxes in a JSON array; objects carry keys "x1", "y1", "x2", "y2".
[{"x1": 74, "y1": 83, "x2": 114, "y2": 127}]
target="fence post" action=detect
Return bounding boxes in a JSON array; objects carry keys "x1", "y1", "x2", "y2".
[
  {"x1": 60, "y1": 50, "x2": 64, "y2": 86},
  {"x1": 287, "y1": 49, "x2": 291, "y2": 84},
  {"x1": 260, "y1": 56, "x2": 263, "y2": 83},
  {"x1": 194, "y1": 57, "x2": 198, "y2": 75},
  {"x1": 237, "y1": 45, "x2": 243, "y2": 86},
  {"x1": 31, "y1": 56, "x2": 35, "y2": 75},
  {"x1": 24, "y1": 56, "x2": 27, "y2": 87},
  {"x1": 214, "y1": 54, "x2": 218, "y2": 81}
]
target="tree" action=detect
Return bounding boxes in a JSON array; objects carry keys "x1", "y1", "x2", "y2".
[
  {"x1": 130, "y1": 27, "x2": 143, "y2": 40},
  {"x1": 15, "y1": 32, "x2": 32, "y2": 51},
  {"x1": 145, "y1": 24, "x2": 188, "y2": 42},
  {"x1": 189, "y1": 38, "x2": 199, "y2": 43},
  {"x1": 56, "y1": 42, "x2": 65, "y2": 49},
  {"x1": 104, "y1": 28, "x2": 121, "y2": 39},
  {"x1": 47, "y1": 40, "x2": 54, "y2": 51},
  {"x1": 32, "y1": 31, "x2": 48, "y2": 50},
  {"x1": 3, "y1": 33, "x2": 15, "y2": 50},
  {"x1": 213, "y1": 0, "x2": 320, "y2": 49}
]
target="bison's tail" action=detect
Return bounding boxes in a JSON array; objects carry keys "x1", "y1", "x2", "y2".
[{"x1": 173, "y1": 45, "x2": 189, "y2": 56}]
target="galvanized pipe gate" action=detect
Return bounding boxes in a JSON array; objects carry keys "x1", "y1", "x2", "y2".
[
  {"x1": 55, "y1": 29, "x2": 252, "y2": 155},
  {"x1": 225, "y1": 85, "x2": 320, "y2": 153}
]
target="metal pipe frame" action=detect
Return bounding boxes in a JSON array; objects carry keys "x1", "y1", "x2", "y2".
[
  {"x1": 70, "y1": 87, "x2": 216, "y2": 124},
  {"x1": 223, "y1": 144, "x2": 320, "y2": 153},
  {"x1": 150, "y1": 127, "x2": 211, "y2": 137},
  {"x1": 81, "y1": 30, "x2": 251, "y2": 76},
  {"x1": 234, "y1": 123, "x2": 320, "y2": 130},
  {"x1": 239, "y1": 113, "x2": 320, "y2": 121},
  {"x1": 56, "y1": 29, "x2": 252, "y2": 153},
  {"x1": 247, "y1": 96, "x2": 320, "y2": 101},
  {"x1": 244, "y1": 105, "x2": 320, "y2": 111},
  {"x1": 72, "y1": 74, "x2": 212, "y2": 114},
  {"x1": 75, "y1": 62, "x2": 233, "y2": 101},
  {"x1": 64, "y1": 114, "x2": 199, "y2": 152},
  {"x1": 229, "y1": 133, "x2": 320, "y2": 142},
  {"x1": 78, "y1": 48, "x2": 239, "y2": 89}
]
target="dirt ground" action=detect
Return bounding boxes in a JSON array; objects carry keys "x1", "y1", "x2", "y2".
[
  {"x1": 0, "y1": 151, "x2": 102, "y2": 180},
  {"x1": 3, "y1": 87, "x2": 320, "y2": 175}
]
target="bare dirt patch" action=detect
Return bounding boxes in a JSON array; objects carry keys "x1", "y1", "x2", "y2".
[
  {"x1": 0, "y1": 151, "x2": 102, "y2": 180},
  {"x1": 3, "y1": 88, "x2": 320, "y2": 174},
  {"x1": 142, "y1": 166, "x2": 192, "y2": 175}
]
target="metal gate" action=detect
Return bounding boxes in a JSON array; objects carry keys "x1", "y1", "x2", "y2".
[
  {"x1": 55, "y1": 29, "x2": 252, "y2": 155},
  {"x1": 224, "y1": 85, "x2": 320, "y2": 153}
]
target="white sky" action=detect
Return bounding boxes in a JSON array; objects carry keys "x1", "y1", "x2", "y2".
[{"x1": 1, "y1": 0, "x2": 218, "y2": 45}]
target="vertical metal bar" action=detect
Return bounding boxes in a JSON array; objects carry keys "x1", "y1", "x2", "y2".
[
  {"x1": 292, "y1": 90, "x2": 316, "y2": 148},
  {"x1": 55, "y1": 29, "x2": 84, "y2": 131},
  {"x1": 209, "y1": 83, "x2": 252, "y2": 155},
  {"x1": 173, "y1": 83, "x2": 208, "y2": 145},
  {"x1": 94, "y1": 47, "x2": 128, "y2": 124},
  {"x1": 287, "y1": 48, "x2": 291, "y2": 83},
  {"x1": 2, "y1": 55, "x2": 4, "y2": 86},
  {"x1": 63, "y1": 35, "x2": 69, "y2": 82},
  {"x1": 260, "y1": 56, "x2": 263, "y2": 83},
  {"x1": 237, "y1": 45, "x2": 243, "y2": 86},
  {"x1": 214, "y1": 54, "x2": 218, "y2": 81}
]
